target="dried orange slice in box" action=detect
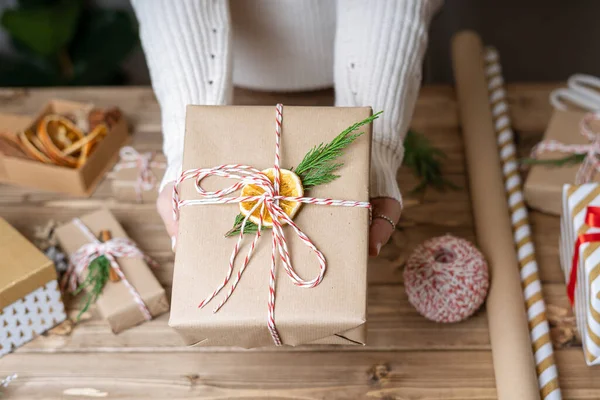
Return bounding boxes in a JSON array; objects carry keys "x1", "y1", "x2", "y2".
[
  {"x1": 38, "y1": 115, "x2": 85, "y2": 168},
  {"x1": 17, "y1": 129, "x2": 54, "y2": 164},
  {"x1": 239, "y1": 168, "x2": 303, "y2": 227},
  {"x1": 61, "y1": 123, "x2": 109, "y2": 167}
]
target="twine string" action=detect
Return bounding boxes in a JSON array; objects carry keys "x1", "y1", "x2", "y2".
[{"x1": 172, "y1": 104, "x2": 371, "y2": 345}]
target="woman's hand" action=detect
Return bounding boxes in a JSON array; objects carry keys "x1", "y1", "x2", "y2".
[
  {"x1": 157, "y1": 182, "x2": 178, "y2": 251},
  {"x1": 369, "y1": 197, "x2": 401, "y2": 257},
  {"x1": 158, "y1": 183, "x2": 400, "y2": 257}
]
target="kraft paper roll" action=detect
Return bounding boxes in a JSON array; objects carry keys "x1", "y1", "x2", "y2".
[{"x1": 451, "y1": 31, "x2": 541, "y2": 400}]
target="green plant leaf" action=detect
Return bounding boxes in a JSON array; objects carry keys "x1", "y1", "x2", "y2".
[
  {"x1": 1, "y1": 0, "x2": 81, "y2": 56},
  {"x1": 403, "y1": 129, "x2": 459, "y2": 192},
  {"x1": 0, "y1": 54, "x2": 61, "y2": 86},
  {"x1": 18, "y1": 0, "x2": 61, "y2": 8},
  {"x1": 69, "y1": 9, "x2": 138, "y2": 85}
]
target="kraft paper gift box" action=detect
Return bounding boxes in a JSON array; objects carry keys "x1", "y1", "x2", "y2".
[
  {"x1": 560, "y1": 183, "x2": 600, "y2": 365},
  {"x1": 525, "y1": 110, "x2": 599, "y2": 216},
  {"x1": 55, "y1": 209, "x2": 169, "y2": 333},
  {"x1": 0, "y1": 100, "x2": 128, "y2": 196},
  {"x1": 109, "y1": 149, "x2": 166, "y2": 203},
  {"x1": 169, "y1": 105, "x2": 372, "y2": 348},
  {"x1": 0, "y1": 217, "x2": 66, "y2": 357}
]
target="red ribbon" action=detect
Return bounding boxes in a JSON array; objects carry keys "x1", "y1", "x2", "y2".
[{"x1": 569, "y1": 206, "x2": 600, "y2": 305}]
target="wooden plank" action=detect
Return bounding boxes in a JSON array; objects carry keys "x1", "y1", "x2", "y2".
[
  {"x1": 0, "y1": 349, "x2": 597, "y2": 400},
  {"x1": 0, "y1": 351, "x2": 497, "y2": 399}
]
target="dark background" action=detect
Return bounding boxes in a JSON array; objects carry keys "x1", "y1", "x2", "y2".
[
  {"x1": 0, "y1": 0, "x2": 598, "y2": 86},
  {"x1": 424, "y1": 0, "x2": 599, "y2": 83}
]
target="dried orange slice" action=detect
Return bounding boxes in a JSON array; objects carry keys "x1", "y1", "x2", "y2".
[
  {"x1": 239, "y1": 168, "x2": 303, "y2": 227},
  {"x1": 72, "y1": 123, "x2": 108, "y2": 167},
  {"x1": 37, "y1": 115, "x2": 85, "y2": 168},
  {"x1": 0, "y1": 132, "x2": 29, "y2": 159},
  {"x1": 17, "y1": 130, "x2": 54, "y2": 164}
]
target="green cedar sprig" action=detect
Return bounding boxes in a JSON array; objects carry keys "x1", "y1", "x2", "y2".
[
  {"x1": 403, "y1": 129, "x2": 459, "y2": 193},
  {"x1": 521, "y1": 153, "x2": 585, "y2": 167},
  {"x1": 72, "y1": 255, "x2": 110, "y2": 321},
  {"x1": 225, "y1": 112, "x2": 382, "y2": 237}
]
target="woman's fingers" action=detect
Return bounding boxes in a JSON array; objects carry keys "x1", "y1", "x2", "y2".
[
  {"x1": 156, "y1": 182, "x2": 179, "y2": 251},
  {"x1": 369, "y1": 197, "x2": 401, "y2": 257}
]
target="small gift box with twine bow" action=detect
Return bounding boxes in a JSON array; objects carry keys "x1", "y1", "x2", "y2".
[
  {"x1": 524, "y1": 110, "x2": 600, "y2": 215},
  {"x1": 55, "y1": 209, "x2": 169, "y2": 333},
  {"x1": 560, "y1": 183, "x2": 600, "y2": 365},
  {"x1": 109, "y1": 146, "x2": 166, "y2": 203},
  {"x1": 169, "y1": 105, "x2": 374, "y2": 348},
  {"x1": 0, "y1": 217, "x2": 66, "y2": 357}
]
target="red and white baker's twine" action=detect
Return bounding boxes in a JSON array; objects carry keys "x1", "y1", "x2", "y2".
[
  {"x1": 63, "y1": 218, "x2": 158, "y2": 321},
  {"x1": 172, "y1": 104, "x2": 371, "y2": 346},
  {"x1": 113, "y1": 146, "x2": 166, "y2": 202},
  {"x1": 531, "y1": 112, "x2": 600, "y2": 184}
]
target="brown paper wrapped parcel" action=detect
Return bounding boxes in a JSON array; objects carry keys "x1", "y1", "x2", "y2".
[
  {"x1": 169, "y1": 105, "x2": 372, "y2": 348},
  {"x1": 524, "y1": 110, "x2": 598, "y2": 215},
  {"x1": 55, "y1": 209, "x2": 169, "y2": 333},
  {"x1": 110, "y1": 148, "x2": 166, "y2": 203}
]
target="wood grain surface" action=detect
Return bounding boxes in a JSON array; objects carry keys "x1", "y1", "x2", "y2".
[{"x1": 0, "y1": 84, "x2": 591, "y2": 399}]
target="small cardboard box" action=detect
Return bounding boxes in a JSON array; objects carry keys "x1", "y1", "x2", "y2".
[
  {"x1": 55, "y1": 209, "x2": 169, "y2": 333},
  {"x1": 110, "y1": 151, "x2": 166, "y2": 203},
  {"x1": 0, "y1": 100, "x2": 129, "y2": 196},
  {"x1": 524, "y1": 110, "x2": 597, "y2": 215},
  {"x1": 0, "y1": 217, "x2": 67, "y2": 357}
]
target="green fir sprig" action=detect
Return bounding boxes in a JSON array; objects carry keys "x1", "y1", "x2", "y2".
[
  {"x1": 225, "y1": 112, "x2": 382, "y2": 237},
  {"x1": 72, "y1": 255, "x2": 110, "y2": 321},
  {"x1": 521, "y1": 153, "x2": 585, "y2": 167},
  {"x1": 403, "y1": 129, "x2": 459, "y2": 193}
]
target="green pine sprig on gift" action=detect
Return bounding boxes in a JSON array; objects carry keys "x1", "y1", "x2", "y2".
[
  {"x1": 521, "y1": 153, "x2": 585, "y2": 167},
  {"x1": 71, "y1": 255, "x2": 110, "y2": 321},
  {"x1": 225, "y1": 111, "x2": 382, "y2": 237},
  {"x1": 295, "y1": 111, "x2": 382, "y2": 188},
  {"x1": 403, "y1": 129, "x2": 459, "y2": 193}
]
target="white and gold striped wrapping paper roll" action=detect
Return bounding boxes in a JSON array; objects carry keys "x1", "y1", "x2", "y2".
[
  {"x1": 484, "y1": 47, "x2": 561, "y2": 400},
  {"x1": 561, "y1": 183, "x2": 600, "y2": 365}
]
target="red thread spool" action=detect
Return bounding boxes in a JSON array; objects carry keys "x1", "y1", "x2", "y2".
[{"x1": 404, "y1": 235, "x2": 489, "y2": 323}]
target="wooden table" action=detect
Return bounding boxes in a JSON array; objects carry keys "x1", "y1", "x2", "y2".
[{"x1": 0, "y1": 85, "x2": 595, "y2": 399}]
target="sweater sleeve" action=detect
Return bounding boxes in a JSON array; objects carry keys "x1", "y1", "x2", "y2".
[
  {"x1": 334, "y1": 0, "x2": 442, "y2": 205},
  {"x1": 131, "y1": 0, "x2": 233, "y2": 190}
]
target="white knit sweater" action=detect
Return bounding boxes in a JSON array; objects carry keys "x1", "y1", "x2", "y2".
[{"x1": 132, "y1": 0, "x2": 442, "y2": 203}]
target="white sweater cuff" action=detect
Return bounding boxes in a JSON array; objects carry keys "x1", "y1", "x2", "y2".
[{"x1": 371, "y1": 141, "x2": 403, "y2": 206}]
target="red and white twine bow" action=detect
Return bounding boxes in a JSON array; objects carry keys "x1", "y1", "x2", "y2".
[
  {"x1": 113, "y1": 146, "x2": 166, "y2": 202},
  {"x1": 63, "y1": 218, "x2": 158, "y2": 321},
  {"x1": 172, "y1": 104, "x2": 371, "y2": 345},
  {"x1": 531, "y1": 112, "x2": 600, "y2": 183}
]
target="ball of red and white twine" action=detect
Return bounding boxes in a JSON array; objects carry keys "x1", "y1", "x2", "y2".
[{"x1": 404, "y1": 235, "x2": 489, "y2": 323}]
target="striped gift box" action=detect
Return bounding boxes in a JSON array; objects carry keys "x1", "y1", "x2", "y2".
[{"x1": 561, "y1": 183, "x2": 600, "y2": 365}]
